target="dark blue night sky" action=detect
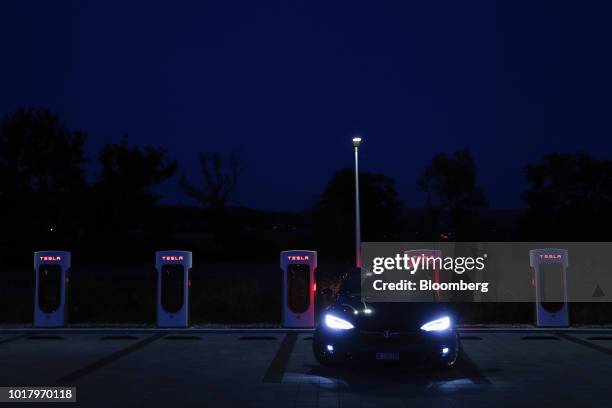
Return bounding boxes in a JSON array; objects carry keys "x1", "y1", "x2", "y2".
[{"x1": 1, "y1": 0, "x2": 611, "y2": 210}]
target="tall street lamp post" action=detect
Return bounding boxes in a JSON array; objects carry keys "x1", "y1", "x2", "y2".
[{"x1": 352, "y1": 136, "x2": 362, "y2": 269}]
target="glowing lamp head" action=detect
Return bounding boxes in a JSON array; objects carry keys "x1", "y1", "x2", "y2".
[{"x1": 352, "y1": 136, "x2": 362, "y2": 148}]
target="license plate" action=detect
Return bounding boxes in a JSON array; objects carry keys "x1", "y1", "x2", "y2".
[{"x1": 376, "y1": 352, "x2": 400, "y2": 361}]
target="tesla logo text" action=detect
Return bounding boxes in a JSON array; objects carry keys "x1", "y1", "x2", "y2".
[
  {"x1": 540, "y1": 254, "x2": 562, "y2": 259},
  {"x1": 39, "y1": 256, "x2": 61, "y2": 261},
  {"x1": 288, "y1": 255, "x2": 309, "y2": 261},
  {"x1": 162, "y1": 256, "x2": 184, "y2": 261}
]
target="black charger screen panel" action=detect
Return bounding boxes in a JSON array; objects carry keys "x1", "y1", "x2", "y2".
[
  {"x1": 161, "y1": 264, "x2": 184, "y2": 313},
  {"x1": 539, "y1": 263, "x2": 564, "y2": 313},
  {"x1": 287, "y1": 264, "x2": 310, "y2": 313},
  {"x1": 38, "y1": 265, "x2": 61, "y2": 313}
]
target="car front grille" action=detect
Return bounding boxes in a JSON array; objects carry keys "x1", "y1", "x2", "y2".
[{"x1": 359, "y1": 331, "x2": 420, "y2": 346}]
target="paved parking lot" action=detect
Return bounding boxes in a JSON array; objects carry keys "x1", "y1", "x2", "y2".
[{"x1": 0, "y1": 329, "x2": 611, "y2": 407}]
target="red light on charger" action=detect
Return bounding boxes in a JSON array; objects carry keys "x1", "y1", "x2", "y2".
[
  {"x1": 161, "y1": 255, "x2": 184, "y2": 261},
  {"x1": 287, "y1": 255, "x2": 309, "y2": 261},
  {"x1": 539, "y1": 254, "x2": 562, "y2": 260},
  {"x1": 39, "y1": 256, "x2": 61, "y2": 262}
]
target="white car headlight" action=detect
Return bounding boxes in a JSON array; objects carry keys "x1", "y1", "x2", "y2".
[
  {"x1": 325, "y1": 314, "x2": 355, "y2": 330},
  {"x1": 420, "y1": 316, "x2": 451, "y2": 332}
]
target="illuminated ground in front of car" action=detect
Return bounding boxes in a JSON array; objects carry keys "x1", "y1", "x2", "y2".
[{"x1": 0, "y1": 330, "x2": 610, "y2": 407}]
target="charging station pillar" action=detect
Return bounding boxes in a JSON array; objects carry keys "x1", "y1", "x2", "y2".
[
  {"x1": 156, "y1": 250, "x2": 192, "y2": 328},
  {"x1": 281, "y1": 250, "x2": 317, "y2": 328},
  {"x1": 530, "y1": 248, "x2": 569, "y2": 327},
  {"x1": 34, "y1": 251, "x2": 70, "y2": 327}
]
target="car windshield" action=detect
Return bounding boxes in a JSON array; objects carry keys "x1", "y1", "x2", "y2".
[{"x1": 339, "y1": 271, "x2": 361, "y2": 295}]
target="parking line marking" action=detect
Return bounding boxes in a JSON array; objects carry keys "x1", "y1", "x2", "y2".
[
  {"x1": 0, "y1": 333, "x2": 30, "y2": 345},
  {"x1": 557, "y1": 333, "x2": 612, "y2": 357},
  {"x1": 262, "y1": 332, "x2": 298, "y2": 383},
  {"x1": 457, "y1": 352, "x2": 491, "y2": 385},
  {"x1": 58, "y1": 333, "x2": 165, "y2": 383}
]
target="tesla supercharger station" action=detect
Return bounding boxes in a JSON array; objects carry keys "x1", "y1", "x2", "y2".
[
  {"x1": 281, "y1": 250, "x2": 317, "y2": 328},
  {"x1": 156, "y1": 250, "x2": 192, "y2": 328},
  {"x1": 530, "y1": 248, "x2": 569, "y2": 327},
  {"x1": 405, "y1": 249, "x2": 442, "y2": 301},
  {"x1": 34, "y1": 251, "x2": 70, "y2": 327}
]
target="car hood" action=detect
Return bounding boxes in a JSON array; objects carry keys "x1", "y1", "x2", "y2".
[{"x1": 327, "y1": 295, "x2": 453, "y2": 332}]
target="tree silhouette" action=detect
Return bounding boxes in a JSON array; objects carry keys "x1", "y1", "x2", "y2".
[
  {"x1": 94, "y1": 135, "x2": 177, "y2": 234},
  {"x1": 179, "y1": 151, "x2": 241, "y2": 210},
  {"x1": 418, "y1": 151, "x2": 487, "y2": 240},
  {"x1": 0, "y1": 107, "x2": 87, "y2": 241},
  {"x1": 179, "y1": 150, "x2": 242, "y2": 243},
  {"x1": 313, "y1": 168, "x2": 403, "y2": 253},
  {"x1": 521, "y1": 152, "x2": 612, "y2": 240}
]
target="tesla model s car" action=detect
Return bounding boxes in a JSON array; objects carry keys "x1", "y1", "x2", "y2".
[{"x1": 313, "y1": 270, "x2": 460, "y2": 368}]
